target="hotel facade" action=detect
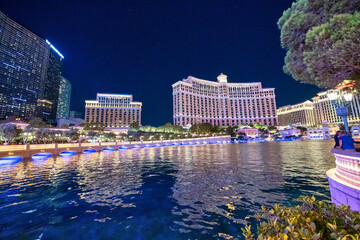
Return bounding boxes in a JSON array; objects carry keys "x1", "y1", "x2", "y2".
[
  {"x1": 312, "y1": 91, "x2": 360, "y2": 125},
  {"x1": 277, "y1": 100, "x2": 316, "y2": 127},
  {"x1": 172, "y1": 74, "x2": 278, "y2": 127},
  {"x1": 277, "y1": 89, "x2": 360, "y2": 127},
  {"x1": 85, "y1": 93, "x2": 142, "y2": 128}
]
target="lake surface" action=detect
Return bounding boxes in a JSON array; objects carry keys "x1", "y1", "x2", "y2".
[{"x1": 0, "y1": 140, "x2": 335, "y2": 239}]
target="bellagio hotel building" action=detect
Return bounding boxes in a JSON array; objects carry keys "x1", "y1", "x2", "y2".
[
  {"x1": 172, "y1": 74, "x2": 277, "y2": 127},
  {"x1": 85, "y1": 93, "x2": 142, "y2": 128}
]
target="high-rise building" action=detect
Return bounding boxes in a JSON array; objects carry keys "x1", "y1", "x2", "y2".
[
  {"x1": 69, "y1": 110, "x2": 82, "y2": 119},
  {"x1": 312, "y1": 91, "x2": 360, "y2": 125},
  {"x1": 0, "y1": 11, "x2": 64, "y2": 124},
  {"x1": 56, "y1": 76, "x2": 71, "y2": 119},
  {"x1": 277, "y1": 100, "x2": 316, "y2": 127},
  {"x1": 85, "y1": 93, "x2": 142, "y2": 128},
  {"x1": 172, "y1": 74, "x2": 278, "y2": 127}
]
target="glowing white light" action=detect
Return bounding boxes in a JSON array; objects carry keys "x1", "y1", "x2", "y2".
[
  {"x1": 46, "y1": 39, "x2": 64, "y2": 59},
  {"x1": 327, "y1": 91, "x2": 338, "y2": 100},
  {"x1": 344, "y1": 93, "x2": 353, "y2": 102}
]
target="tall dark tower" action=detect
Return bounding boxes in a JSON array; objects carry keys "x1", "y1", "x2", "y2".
[{"x1": 0, "y1": 11, "x2": 64, "y2": 124}]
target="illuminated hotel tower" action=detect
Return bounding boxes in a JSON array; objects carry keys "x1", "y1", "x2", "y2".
[
  {"x1": 85, "y1": 93, "x2": 142, "y2": 128},
  {"x1": 312, "y1": 90, "x2": 360, "y2": 125},
  {"x1": 172, "y1": 74, "x2": 278, "y2": 127},
  {"x1": 277, "y1": 100, "x2": 316, "y2": 127}
]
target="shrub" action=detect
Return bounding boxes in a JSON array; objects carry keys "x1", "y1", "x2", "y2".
[{"x1": 242, "y1": 196, "x2": 360, "y2": 240}]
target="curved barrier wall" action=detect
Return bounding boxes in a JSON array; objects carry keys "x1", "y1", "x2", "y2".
[{"x1": 327, "y1": 148, "x2": 360, "y2": 211}]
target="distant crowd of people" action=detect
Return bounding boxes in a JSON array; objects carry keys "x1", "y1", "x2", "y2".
[{"x1": 334, "y1": 131, "x2": 356, "y2": 151}]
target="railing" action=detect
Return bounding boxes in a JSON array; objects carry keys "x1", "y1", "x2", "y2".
[
  {"x1": 58, "y1": 143, "x2": 79, "y2": 148},
  {"x1": 0, "y1": 136, "x2": 231, "y2": 153},
  {"x1": 331, "y1": 148, "x2": 360, "y2": 188},
  {"x1": 30, "y1": 144, "x2": 56, "y2": 150},
  {"x1": 81, "y1": 142, "x2": 99, "y2": 147},
  {"x1": 0, "y1": 145, "x2": 26, "y2": 151}
]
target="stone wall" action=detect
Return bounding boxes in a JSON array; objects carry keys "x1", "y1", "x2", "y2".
[{"x1": 327, "y1": 148, "x2": 360, "y2": 211}]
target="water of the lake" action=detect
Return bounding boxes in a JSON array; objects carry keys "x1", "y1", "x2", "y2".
[{"x1": 0, "y1": 140, "x2": 335, "y2": 239}]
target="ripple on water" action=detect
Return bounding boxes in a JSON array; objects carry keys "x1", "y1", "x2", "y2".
[{"x1": 0, "y1": 140, "x2": 335, "y2": 239}]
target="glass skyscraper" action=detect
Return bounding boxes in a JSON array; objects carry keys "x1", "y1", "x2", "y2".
[
  {"x1": 56, "y1": 76, "x2": 71, "y2": 119},
  {"x1": 0, "y1": 11, "x2": 63, "y2": 124}
]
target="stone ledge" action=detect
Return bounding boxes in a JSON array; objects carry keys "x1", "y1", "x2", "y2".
[
  {"x1": 332, "y1": 148, "x2": 360, "y2": 157},
  {"x1": 327, "y1": 168, "x2": 360, "y2": 212}
]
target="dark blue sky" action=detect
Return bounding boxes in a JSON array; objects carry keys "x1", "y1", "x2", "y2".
[{"x1": 0, "y1": 0, "x2": 322, "y2": 126}]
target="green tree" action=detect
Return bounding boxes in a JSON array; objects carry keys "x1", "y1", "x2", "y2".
[
  {"x1": 242, "y1": 196, "x2": 360, "y2": 239},
  {"x1": 27, "y1": 118, "x2": 46, "y2": 129},
  {"x1": 278, "y1": 0, "x2": 360, "y2": 88},
  {"x1": 65, "y1": 129, "x2": 80, "y2": 141},
  {"x1": 190, "y1": 123, "x2": 215, "y2": 134},
  {"x1": 268, "y1": 125, "x2": 278, "y2": 132},
  {"x1": 103, "y1": 132, "x2": 116, "y2": 141},
  {"x1": 83, "y1": 122, "x2": 105, "y2": 131},
  {"x1": 0, "y1": 123, "x2": 21, "y2": 143},
  {"x1": 296, "y1": 126, "x2": 308, "y2": 135},
  {"x1": 129, "y1": 122, "x2": 139, "y2": 129},
  {"x1": 225, "y1": 126, "x2": 235, "y2": 137},
  {"x1": 86, "y1": 131, "x2": 97, "y2": 139},
  {"x1": 173, "y1": 125, "x2": 184, "y2": 133},
  {"x1": 34, "y1": 128, "x2": 51, "y2": 142}
]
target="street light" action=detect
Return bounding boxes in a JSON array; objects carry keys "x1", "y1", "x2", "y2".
[{"x1": 327, "y1": 89, "x2": 354, "y2": 133}]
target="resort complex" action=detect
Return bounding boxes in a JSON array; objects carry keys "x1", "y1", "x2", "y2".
[
  {"x1": 85, "y1": 93, "x2": 142, "y2": 128},
  {"x1": 277, "y1": 100, "x2": 316, "y2": 127},
  {"x1": 1, "y1": 1, "x2": 360, "y2": 239},
  {"x1": 278, "y1": 88, "x2": 360, "y2": 127},
  {"x1": 172, "y1": 73, "x2": 278, "y2": 127}
]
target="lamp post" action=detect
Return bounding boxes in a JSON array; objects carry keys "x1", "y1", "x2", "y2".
[{"x1": 327, "y1": 90, "x2": 354, "y2": 133}]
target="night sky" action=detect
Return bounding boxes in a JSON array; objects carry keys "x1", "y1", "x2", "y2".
[{"x1": 0, "y1": 0, "x2": 322, "y2": 126}]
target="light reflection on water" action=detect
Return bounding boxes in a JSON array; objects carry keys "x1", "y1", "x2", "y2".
[{"x1": 0, "y1": 140, "x2": 335, "y2": 239}]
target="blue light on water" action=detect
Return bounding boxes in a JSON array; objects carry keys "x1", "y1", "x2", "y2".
[
  {"x1": 132, "y1": 145, "x2": 141, "y2": 149},
  {"x1": 188, "y1": 142, "x2": 193, "y2": 145},
  {"x1": 32, "y1": 153, "x2": 52, "y2": 160},
  {"x1": 0, "y1": 156, "x2": 22, "y2": 165},
  {"x1": 172, "y1": 143, "x2": 178, "y2": 146},
  {"x1": 59, "y1": 151, "x2": 76, "y2": 157},
  {"x1": 154, "y1": 144, "x2": 161, "y2": 147},
  {"x1": 119, "y1": 146, "x2": 129, "y2": 150},
  {"x1": 0, "y1": 141, "x2": 336, "y2": 239},
  {"x1": 144, "y1": 145, "x2": 151, "y2": 148},
  {"x1": 103, "y1": 147, "x2": 114, "y2": 152},
  {"x1": 195, "y1": 142, "x2": 201, "y2": 145},
  {"x1": 216, "y1": 141, "x2": 221, "y2": 144},
  {"x1": 202, "y1": 142, "x2": 207, "y2": 144},
  {"x1": 83, "y1": 149, "x2": 96, "y2": 154}
]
